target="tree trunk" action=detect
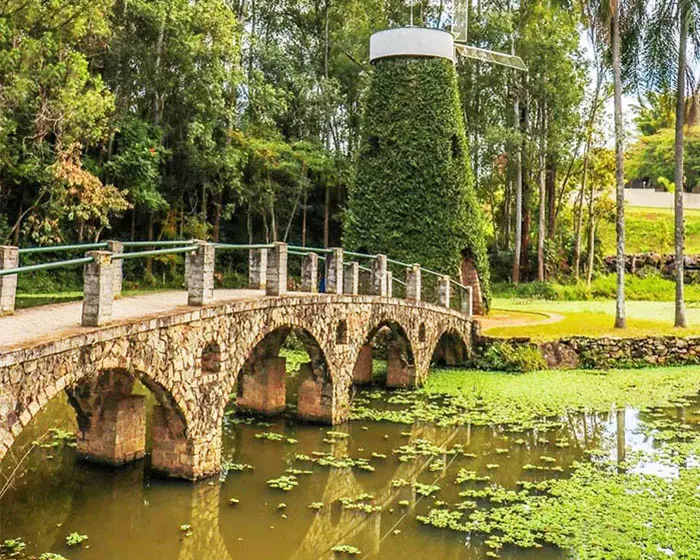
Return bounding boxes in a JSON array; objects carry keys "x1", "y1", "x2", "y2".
[
  {"x1": 674, "y1": 2, "x2": 688, "y2": 328},
  {"x1": 302, "y1": 189, "x2": 308, "y2": 247},
  {"x1": 586, "y1": 181, "x2": 596, "y2": 287},
  {"x1": 153, "y1": 11, "x2": 167, "y2": 126},
  {"x1": 324, "y1": 187, "x2": 330, "y2": 248},
  {"x1": 512, "y1": 93, "x2": 523, "y2": 284},
  {"x1": 612, "y1": 0, "x2": 626, "y2": 329},
  {"x1": 146, "y1": 214, "x2": 154, "y2": 277},
  {"x1": 537, "y1": 106, "x2": 546, "y2": 282},
  {"x1": 213, "y1": 190, "x2": 223, "y2": 243}
]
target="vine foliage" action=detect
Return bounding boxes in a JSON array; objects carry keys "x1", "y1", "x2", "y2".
[{"x1": 345, "y1": 56, "x2": 491, "y2": 308}]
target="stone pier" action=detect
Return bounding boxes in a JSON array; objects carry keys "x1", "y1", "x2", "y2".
[
  {"x1": 107, "y1": 240, "x2": 124, "y2": 297},
  {"x1": 344, "y1": 262, "x2": 359, "y2": 295},
  {"x1": 82, "y1": 251, "x2": 114, "y2": 327},
  {"x1": 267, "y1": 242, "x2": 288, "y2": 296},
  {"x1": 237, "y1": 357, "x2": 287, "y2": 416},
  {"x1": 325, "y1": 248, "x2": 344, "y2": 295},
  {"x1": 297, "y1": 363, "x2": 334, "y2": 423},
  {"x1": 301, "y1": 252, "x2": 319, "y2": 292},
  {"x1": 371, "y1": 255, "x2": 388, "y2": 296},
  {"x1": 187, "y1": 242, "x2": 215, "y2": 306},
  {"x1": 405, "y1": 264, "x2": 421, "y2": 302},
  {"x1": 352, "y1": 344, "x2": 374, "y2": 385},
  {"x1": 249, "y1": 248, "x2": 268, "y2": 290},
  {"x1": 437, "y1": 275, "x2": 451, "y2": 308},
  {"x1": 69, "y1": 371, "x2": 146, "y2": 466},
  {"x1": 0, "y1": 246, "x2": 19, "y2": 316},
  {"x1": 386, "y1": 343, "x2": 417, "y2": 388}
]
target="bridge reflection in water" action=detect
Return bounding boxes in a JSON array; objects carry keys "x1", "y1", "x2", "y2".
[{"x1": 0, "y1": 383, "x2": 648, "y2": 560}]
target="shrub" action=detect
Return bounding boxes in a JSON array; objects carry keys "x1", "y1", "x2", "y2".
[{"x1": 475, "y1": 342, "x2": 547, "y2": 373}]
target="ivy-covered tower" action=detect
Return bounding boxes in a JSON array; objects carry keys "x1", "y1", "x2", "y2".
[{"x1": 345, "y1": 28, "x2": 490, "y2": 312}]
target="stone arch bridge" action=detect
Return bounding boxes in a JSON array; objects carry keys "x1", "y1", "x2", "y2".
[{"x1": 0, "y1": 242, "x2": 473, "y2": 480}]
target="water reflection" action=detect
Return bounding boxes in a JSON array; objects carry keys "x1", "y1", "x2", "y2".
[{"x1": 2, "y1": 392, "x2": 699, "y2": 559}]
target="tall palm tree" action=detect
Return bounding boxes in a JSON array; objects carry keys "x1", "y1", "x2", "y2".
[
  {"x1": 585, "y1": 0, "x2": 628, "y2": 328},
  {"x1": 639, "y1": 0, "x2": 700, "y2": 328},
  {"x1": 674, "y1": 2, "x2": 689, "y2": 327},
  {"x1": 611, "y1": 0, "x2": 627, "y2": 329}
]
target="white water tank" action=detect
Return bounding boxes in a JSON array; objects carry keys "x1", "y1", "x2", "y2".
[{"x1": 369, "y1": 28, "x2": 455, "y2": 64}]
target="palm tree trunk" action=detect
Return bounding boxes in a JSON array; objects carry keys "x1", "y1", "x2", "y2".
[
  {"x1": 612, "y1": 0, "x2": 626, "y2": 329},
  {"x1": 674, "y1": 2, "x2": 689, "y2": 328}
]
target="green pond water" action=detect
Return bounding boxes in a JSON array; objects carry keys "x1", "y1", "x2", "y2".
[{"x1": 1, "y1": 370, "x2": 698, "y2": 560}]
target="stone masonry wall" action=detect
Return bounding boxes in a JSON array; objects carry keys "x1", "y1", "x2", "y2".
[
  {"x1": 478, "y1": 333, "x2": 700, "y2": 370},
  {"x1": 0, "y1": 294, "x2": 472, "y2": 479}
]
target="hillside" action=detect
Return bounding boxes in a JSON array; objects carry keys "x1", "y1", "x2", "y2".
[{"x1": 598, "y1": 206, "x2": 700, "y2": 256}]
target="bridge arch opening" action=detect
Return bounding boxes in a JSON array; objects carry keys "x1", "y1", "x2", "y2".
[
  {"x1": 236, "y1": 326, "x2": 334, "y2": 423},
  {"x1": 430, "y1": 330, "x2": 470, "y2": 367},
  {"x1": 352, "y1": 321, "x2": 417, "y2": 388},
  {"x1": 1, "y1": 367, "x2": 194, "y2": 482}
]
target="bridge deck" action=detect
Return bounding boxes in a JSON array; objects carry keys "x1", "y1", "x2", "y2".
[{"x1": 0, "y1": 289, "x2": 280, "y2": 353}]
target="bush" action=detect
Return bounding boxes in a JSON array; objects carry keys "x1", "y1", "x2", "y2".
[{"x1": 475, "y1": 342, "x2": 547, "y2": 373}]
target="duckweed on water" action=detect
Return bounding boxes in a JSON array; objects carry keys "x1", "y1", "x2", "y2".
[{"x1": 266, "y1": 475, "x2": 299, "y2": 491}]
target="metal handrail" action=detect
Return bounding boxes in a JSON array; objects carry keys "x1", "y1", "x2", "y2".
[
  {"x1": 122, "y1": 240, "x2": 194, "y2": 248},
  {"x1": 113, "y1": 246, "x2": 197, "y2": 260},
  {"x1": 215, "y1": 243, "x2": 275, "y2": 251},
  {"x1": 18, "y1": 243, "x2": 108, "y2": 255},
  {"x1": 0, "y1": 256, "x2": 95, "y2": 277},
  {"x1": 287, "y1": 245, "x2": 333, "y2": 255}
]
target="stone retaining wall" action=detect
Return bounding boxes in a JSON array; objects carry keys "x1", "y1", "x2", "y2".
[
  {"x1": 478, "y1": 334, "x2": 700, "y2": 370},
  {"x1": 603, "y1": 253, "x2": 700, "y2": 281}
]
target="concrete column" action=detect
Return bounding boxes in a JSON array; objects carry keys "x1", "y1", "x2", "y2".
[
  {"x1": 344, "y1": 262, "x2": 359, "y2": 295},
  {"x1": 352, "y1": 344, "x2": 374, "y2": 385},
  {"x1": 405, "y1": 264, "x2": 421, "y2": 302},
  {"x1": 248, "y1": 248, "x2": 268, "y2": 290},
  {"x1": 0, "y1": 246, "x2": 19, "y2": 316},
  {"x1": 187, "y1": 241, "x2": 215, "y2": 306},
  {"x1": 301, "y1": 252, "x2": 319, "y2": 293},
  {"x1": 386, "y1": 271, "x2": 393, "y2": 297},
  {"x1": 266, "y1": 242, "x2": 288, "y2": 296},
  {"x1": 82, "y1": 251, "x2": 114, "y2": 327},
  {"x1": 236, "y1": 357, "x2": 286, "y2": 416},
  {"x1": 386, "y1": 344, "x2": 417, "y2": 388},
  {"x1": 437, "y1": 275, "x2": 451, "y2": 308},
  {"x1": 106, "y1": 240, "x2": 124, "y2": 297},
  {"x1": 325, "y1": 248, "x2": 344, "y2": 295},
  {"x1": 297, "y1": 364, "x2": 333, "y2": 424},
  {"x1": 371, "y1": 255, "x2": 388, "y2": 296}
]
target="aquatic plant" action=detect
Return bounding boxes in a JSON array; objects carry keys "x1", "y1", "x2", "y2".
[{"x1": 65, "y1": 533, "x2": 88, "y2": 547}]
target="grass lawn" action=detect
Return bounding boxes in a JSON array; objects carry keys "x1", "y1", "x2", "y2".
[
  {"x1": 598, "y1": 205, "x2": 700, "y2": 255},
  {"x1": 486, "y1": 297, "x2": 700, "y2": 340}
]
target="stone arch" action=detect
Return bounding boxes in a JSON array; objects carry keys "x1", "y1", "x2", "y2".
[
  {"x1": 351, "y1": 318, "x2": 418, "y2": 388},
  {"x1": 430, "y1": 328, "x2": 470, "y2": 367},
  {"x1": 0, "y1": 328, "x2": 222, "y2": 480},
  {"x1": 65, "y1": 366, "x2": 195, "y2": 477},
  {"x1": 235, "y1": 325, "x2": 335, "y2": 424}
]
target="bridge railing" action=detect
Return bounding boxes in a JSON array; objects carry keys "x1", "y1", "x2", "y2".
[{"x1": 0, "y1": 240, "x2": 474, "y2": 326}]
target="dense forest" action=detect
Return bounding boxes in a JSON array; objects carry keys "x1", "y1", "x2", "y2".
[{"x1": 2, "y1": 0, "x2": 686, "y2": 288}]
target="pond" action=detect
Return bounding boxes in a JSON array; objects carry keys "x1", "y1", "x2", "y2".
[{"x1": 1, "y1": 364, "x2": 700, "y2": 560}]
